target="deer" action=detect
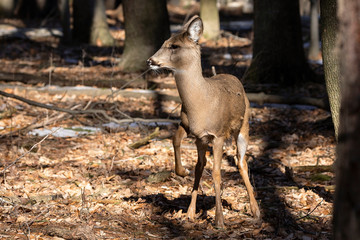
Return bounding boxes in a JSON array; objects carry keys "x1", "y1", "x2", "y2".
[{"x1": 147, "y1": 15, "x2": 260, "y2": 228}]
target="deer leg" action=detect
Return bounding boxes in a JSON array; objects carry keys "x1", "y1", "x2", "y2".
[
  {"x1": 212, "y1": 137, "x2": 225, "y2": 228},
  {"x1": 236, "y1": 132, "x2": 260, "y2": 219},
  {"x1": 173, "y1": 125, "x2": 189, "y2": 177},
  {"x1": 187, "y1": 139, "x2": 207, "y2": 220}
]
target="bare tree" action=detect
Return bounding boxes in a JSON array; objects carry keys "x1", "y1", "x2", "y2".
[
  {"x1": 334, "y1": 0, "x2": 360, "y2": 239},
  {"x1": 119, "y1": 0, "x2": 170, "y2": 72}
]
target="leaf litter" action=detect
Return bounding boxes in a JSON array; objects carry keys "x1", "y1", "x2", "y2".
[{"x1": 0, "y1": 85, "x2": 335, "y2": 239}]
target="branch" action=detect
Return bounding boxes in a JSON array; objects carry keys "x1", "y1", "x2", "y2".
[
  {"x1": 128, "y1": 127, "x2": 160, "y2": 149},
  {"x1": 293, "y1": 165, "x2": 334, "y2": 173},
  {"x1": 0, "y1": 90, "x2": 104, "y2": 115},
  {"x1": 0, "y1": 90, "x2": 180, "y2": 125}
]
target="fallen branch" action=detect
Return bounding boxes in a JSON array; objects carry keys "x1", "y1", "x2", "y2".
[
  {"x1": 128, "y1": 127, "x2": 160, "y2": 149},
  {"x1": 293, "y1": 165, "x2": 334, "y2": 173},
  {"x1": 0, "y1": 90, "x2": 180, "y2": 125},
  {"x1": 257, "y1": 185, "x2": 335, "y2": 191},
  {"x1": 0, "y1": 90, "x2": 105, "y2": 115}
]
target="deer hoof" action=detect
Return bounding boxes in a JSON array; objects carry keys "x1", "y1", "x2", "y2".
[
  {"x1": 175, "y1": 167, "x2": 190, "y2": 177},
  {"x1": 186, "y1": 209, "x2": 196, "y2": 220},
  {"x1": 251, "y1": 204, "x2": 261, "y2": 219},
  {"x1": 214, "y1": 218, "x2": 225, "y2": 229}
]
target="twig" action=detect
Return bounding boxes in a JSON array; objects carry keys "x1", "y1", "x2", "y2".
[
  {"x1": 114, "y1": 155, "x2": 148, "y2": 163},
  {"x1": 296, "y1": 199, "x2": 324, "y2": 220},
  {"x1": 20, "y1": 207, "x2": 50, "y2": 240},
  {"x1": 1, "y1": 127, "x2": 60, "y2": 179},
  {"x1": 128, "y1": 127, "x2": 160, "y2": 149},
  {"x1": 107, "y1": 69, "x2": 150, "y2": 100}
]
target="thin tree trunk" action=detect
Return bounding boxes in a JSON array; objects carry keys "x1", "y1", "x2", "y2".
[
  {"x1": 320, "y1": 0, "x2": 340, "y2": 138},
  {"x1": 308, "y1": 0, "x2": 320, "y2": 60},
  {"x1": 90, "y1": 0, "x2": 114, "y2": 46},
  {"x1": 58, "y1": 0, "x2": 71, "y2": 43},
  {"x1": 73, "y1": 0, "x2": 114, "y2": 46},
  {"x1": 200, "y1": 0, "x2": 220, "y2": 40},
  {"x1": 0, "y1": 0, "x2": 16, "y2": 17}
]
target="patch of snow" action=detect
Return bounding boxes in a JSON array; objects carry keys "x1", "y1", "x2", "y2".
[{"x1": 29, "y1": 126, "x2": 100, "y2": 138}]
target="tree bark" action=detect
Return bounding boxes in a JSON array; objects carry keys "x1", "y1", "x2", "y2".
[
  {"x1": 119, "y1": 0, "x2": 170, "y2": 72},
  {"x1": 320, "y1": 0, "x2": 340, "y2": 139},
  {"x1": 200, "y1": 0, "x2": 220, "y2": 40},
  {"x1": 334, "y1": 0, "x2": 360, "y2": 239},
  {"x1": 73, "y1": 0, "x2": 115, "y2": 46},
  {"x1": 244, "y1": 0, "x2": 313, "y2": 86}
]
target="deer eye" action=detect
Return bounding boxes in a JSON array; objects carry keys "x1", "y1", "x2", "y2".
[{"x1": 170, "y1": 44, "x2": 180, "y2": 50}]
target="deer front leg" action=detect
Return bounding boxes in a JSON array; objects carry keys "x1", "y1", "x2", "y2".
[
  {"x1": 173, "y1": 125, "x2": 189, "y2": 177},
  {"x1": 187, "y1": 139, "x2": 207, "y2": 220},
  {"x1": 212, "y1": 137, "x2": 225, "y2": 228}
]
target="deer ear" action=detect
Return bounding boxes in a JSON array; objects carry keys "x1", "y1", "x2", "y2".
[{"x1": 186, "y1": 16, "x2": 203, "y2": 43}]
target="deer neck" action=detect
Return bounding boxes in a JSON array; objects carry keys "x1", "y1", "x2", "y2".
[{"x1": 174, "y1": 62, "x2": 209, "y2": 111}]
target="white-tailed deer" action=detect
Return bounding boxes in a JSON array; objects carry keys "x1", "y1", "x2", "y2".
[{"x1": 147, "y1": 16, "x2": 260, "y2": 228}]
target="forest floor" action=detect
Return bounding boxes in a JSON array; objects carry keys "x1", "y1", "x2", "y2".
[{"x1": 0, "y1": 16, "x2": 335, "y2": 240}]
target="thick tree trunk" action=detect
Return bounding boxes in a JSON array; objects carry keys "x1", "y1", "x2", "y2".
[
  {"x1": 244, "y1": 0, "x2": 312, "y2": 86},
  {"x1": 119, "y1": 0, "x2": 170, "y2": 72},
  {"x1": 200, "y1": 0, "x2": 220, "y2": 40},
  {"x1": 73, "y1": 0, "x2": 115, "y2": 46},
  {"x1": 334, "y1": 0, "x2": 360, "y2": 239},
  {"x1": 320, "y1": 0, "x2": 340, "y2": 138}
]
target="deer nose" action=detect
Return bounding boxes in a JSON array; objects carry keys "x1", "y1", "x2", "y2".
[{"x1": 147, "y1": 58, "x2": 161, "y2": 68}]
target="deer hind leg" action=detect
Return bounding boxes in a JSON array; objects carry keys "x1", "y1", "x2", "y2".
[
  {"x1": 236, "y1": 131, "x2": 260, "y2": 219},
  {"x1": 187, "y1": 138, "x2": 207, "y2": 220},
  {"x1": 173, "y1": 125, "x2": 190, "y2": 177}
]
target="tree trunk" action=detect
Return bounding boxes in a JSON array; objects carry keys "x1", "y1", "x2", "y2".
[
  {"x1": 320, "y1": 0, "x2": 340, "y2": 139},
  {"x1": 58, "y1": 0, "x2": 71, "y2": 43},
  {"x1": 200, "y1": 0, "x2": 220, "y2": 40},
  {"x1": 119, "y1": 0, "x2": 170, "y2": 72},
  {"x1": 244, "y1": 0, "x2": 313, "y2": 86},
  {"x1": 334, "y1": 0, "x2": 360, "y2": 239},
  {"x1": 308, "y1": 0, "x2": 320, "y2": 60},
  {"x1": 73, "y1": 0, "x2": 115, "y2": 46},
  {"x1": 0, "y1": 0, "x2": 17, "y2": 17}
]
